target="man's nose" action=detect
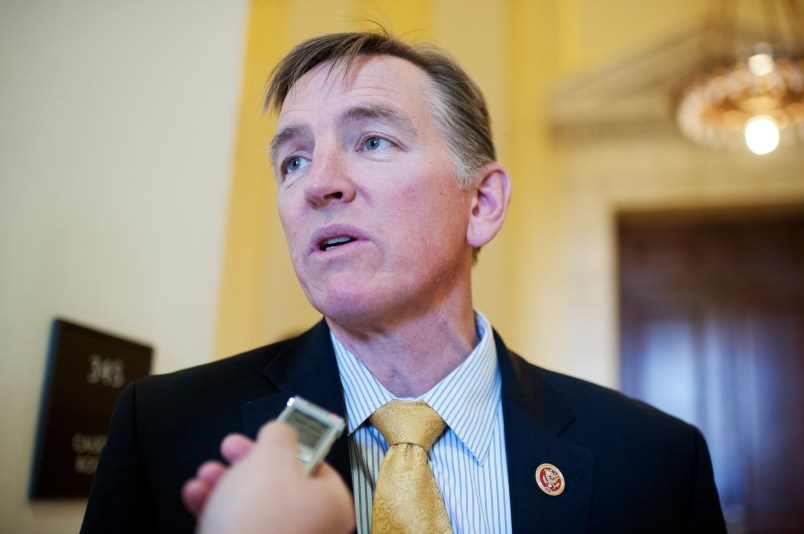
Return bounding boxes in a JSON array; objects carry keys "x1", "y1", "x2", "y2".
[{"x1": 303, "y1": 148, "x2": 356, "y2": 208}]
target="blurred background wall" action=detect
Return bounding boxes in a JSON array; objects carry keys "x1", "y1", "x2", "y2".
[
  {"x1": 0, "y1": 1, "x2": 248, "y2": 531},
  {"x1": 1, "y1": 0, "x2": 802, "y2": 532}
]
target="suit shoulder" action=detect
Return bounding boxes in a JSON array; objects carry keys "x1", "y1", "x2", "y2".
[
  {"x1": 547, "y1": 366, "x2": 691, "y2": 428},
  {"x1": 507, "y1": 351, "x2": 700, "y2": 444},
  {"x1": 133, "y1": 336, "x2": 295, "y2": 397},
  {"x1": 540, "y1": 367, "x2": 656, "y2": 412}
]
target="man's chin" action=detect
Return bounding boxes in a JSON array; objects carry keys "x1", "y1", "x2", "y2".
[
  {"x1": 313, "y1": 292, "x2": 396, "y2": 330},
  {"x1": 318, "y1": 301, "x2": 382, "y2": 328}
]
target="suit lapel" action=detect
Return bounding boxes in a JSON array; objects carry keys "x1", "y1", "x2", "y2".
[
  {"x1": 496, "y1": 332, "x2": 593, "y2": 533},
  {"x1": 240, "y1": 320, "x2": 353, "y2": 489},
  {"x1": 237, "y1": 323, "x2": 593, "y2": 529}
]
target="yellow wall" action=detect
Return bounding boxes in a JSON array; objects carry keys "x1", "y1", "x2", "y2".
[
  {"x1": 215, "y1": 0, "x2": 798, "y2": 386},
  {"x1": 213, "y1": 0, "x2": 703, "y2": 360}
]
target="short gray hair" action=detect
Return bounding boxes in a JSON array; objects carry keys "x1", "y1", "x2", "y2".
[{"x1": 264, "y1": 28, "x2": 496, "y2": 189}]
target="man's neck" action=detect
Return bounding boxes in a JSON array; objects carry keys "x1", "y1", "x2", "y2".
[{"x1": 326, "y1": 306, "x2": 478, "y2": 398}]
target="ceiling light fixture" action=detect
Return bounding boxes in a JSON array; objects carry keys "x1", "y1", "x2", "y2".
[{"x1": 674, "y1": 1, "x2": 804, "y2": 155}]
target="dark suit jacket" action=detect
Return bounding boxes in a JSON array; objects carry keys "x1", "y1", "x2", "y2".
[{"x1": 81, "y1": 320, "x2": 725, "y2": 533}]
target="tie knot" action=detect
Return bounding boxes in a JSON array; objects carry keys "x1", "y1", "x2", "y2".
[{"x1": 370, "y1": 400, "x2": 446, "y2": 450}]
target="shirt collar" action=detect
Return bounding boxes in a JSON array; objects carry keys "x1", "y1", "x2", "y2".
[{"x1": 332, "y1": 311, "x2": 501, "y2": 464}]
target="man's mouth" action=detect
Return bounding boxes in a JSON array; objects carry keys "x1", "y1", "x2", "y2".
[{"x1": 319, "y1": 236, "x2": 356, "y2": 251}]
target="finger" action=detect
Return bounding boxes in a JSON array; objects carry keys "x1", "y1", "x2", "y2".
[
  {"x1": 196, "y1": 461, "x2": 227, "y2": 486},
  {"x1": 257, "y1": 419, "x2": 297, "y2": 442},
  {"x1": 181, "y1": 478, "x2": 211, "y2": 518},
  {"x1": 182, "y1": 461, "x2": 228, "y2": 517},
  {"x1": 220, "y1": 433, "x2": 254, "y2": 464},
  {"x1": 255, "y1": 420, "x2": 300, "y2": 456}
]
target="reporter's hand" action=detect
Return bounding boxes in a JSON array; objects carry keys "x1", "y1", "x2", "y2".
[
  {"x1": 182, "y1": 432, "x2": 255, "y2": 517},
  {"x1": 184, "y1": 421, "x2": 355, "y2": 534}
]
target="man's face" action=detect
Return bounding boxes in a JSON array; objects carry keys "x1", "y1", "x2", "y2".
[{"x1": 271, "y1": 55, "x2": 475, "y2": 328}]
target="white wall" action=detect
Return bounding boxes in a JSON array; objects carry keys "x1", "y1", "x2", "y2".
[{"x1": 0, "y1": 1, "x2": 248, "y2": 531}]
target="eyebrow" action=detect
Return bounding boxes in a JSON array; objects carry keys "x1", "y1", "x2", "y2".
[
  {"x1": 269, "y1": 103, "x2": 417, "y2": 166},
  {"x1": 338, "y1": 104, "x2": 414, "y2": 132},
  {"x1": 270, "y1": 124, "x2": 309, "y2": 167}
]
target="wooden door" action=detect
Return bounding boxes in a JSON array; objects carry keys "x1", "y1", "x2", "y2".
[{"x1": 618, "y1": 206, "x2": 804, "y2": 533}]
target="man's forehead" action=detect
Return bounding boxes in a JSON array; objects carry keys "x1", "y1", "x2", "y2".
[{"x1": 278, "y1": 54, "x2": 431, "y2": 115}]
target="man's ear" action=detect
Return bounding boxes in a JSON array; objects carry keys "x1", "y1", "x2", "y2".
[{"x1": 466, "y1": 163, "x2": 512, "y2": 249}]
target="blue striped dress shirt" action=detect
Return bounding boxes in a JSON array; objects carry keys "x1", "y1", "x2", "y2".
[{"x1": 331, "y1": 311, "x2": 512, "y2": 534}]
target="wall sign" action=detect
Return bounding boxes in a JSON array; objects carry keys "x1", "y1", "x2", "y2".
[{"x1": 29, "y1": 319, "x2": 152, "y2": 499}]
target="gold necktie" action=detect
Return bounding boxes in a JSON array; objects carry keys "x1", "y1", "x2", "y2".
[{"x1": 369, "y1": 400, "x2": 452, "y2": 534}]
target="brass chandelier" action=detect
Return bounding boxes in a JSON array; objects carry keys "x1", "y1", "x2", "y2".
[{"x1": 674, "y1": 0, "x2": 804, "y2": 155}]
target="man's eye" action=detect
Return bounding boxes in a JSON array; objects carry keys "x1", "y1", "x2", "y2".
[
  {"x1": 363, "y1": 136, "x2": 391, "y2": 151},
  {"x1": 284, "y1": 156, "x2": 308, "y2": 174}
]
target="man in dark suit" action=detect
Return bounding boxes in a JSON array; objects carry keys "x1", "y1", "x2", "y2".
[{"x1": 82, "y1": 30, "x2": 726, "y2": 533}]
